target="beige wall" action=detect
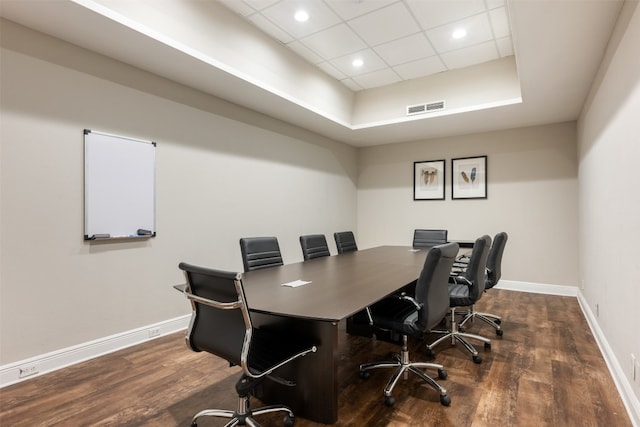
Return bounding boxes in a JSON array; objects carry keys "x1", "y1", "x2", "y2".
[
  {"x1": 0, "y1": 21, "x2": 358, "y2": 364},
  {"x1": 357, "y1": 122, "x2": 579, "y2": 287},
  {"x1": 578, "y1": 0, "x2": 640, "y2": 406}
]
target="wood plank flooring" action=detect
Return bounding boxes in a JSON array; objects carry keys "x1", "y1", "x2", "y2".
[{"x1": 0, "y1": 289, "x2": 632, "y2": 426}]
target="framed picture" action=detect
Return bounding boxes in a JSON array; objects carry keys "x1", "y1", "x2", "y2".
[
  {"x1": 413, "y1": 160, "x2": 445, "y2": 200},
  {"x1": 451, "y1": 156, "x2": 487, "y2": 199}
]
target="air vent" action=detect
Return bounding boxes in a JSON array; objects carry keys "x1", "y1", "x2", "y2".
[{"x1": 406, "y1": 100, "x2": 446, "y2": 116}]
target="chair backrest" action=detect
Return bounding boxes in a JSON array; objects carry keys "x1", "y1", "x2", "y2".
[
  {"x1": 179, "y1": 262, "x2": 250, "y2": 369},
  {"x1": 412, "y1": 229, "x2": 448, "y2": 248},
  {"x1": 334, "y1": 231, "x2": 358, "y2": 254},
  {"x1": 486, "y1": 232, "x2": 508, "y2": 289},
  {"x1": 459, "y1": 235, "x2": 492, "y2": 301},
  {"x1": 239, "y1": 237, "x2": 283, "y2": 272},
  {"x1": 299, "y1": 234, "x2": 330, "y2": 261},
  {"x1": 414, "y1": 242, "x2": 459, "y2": 331}
]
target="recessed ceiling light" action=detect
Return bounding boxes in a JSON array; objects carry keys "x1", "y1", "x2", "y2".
[
  {"x1": 352, "y1": 58, "x2": 364, "y2": 67},
  {"x1": 452, "y1": 28, "x2": 467, "y2": 39},
  {"x1": 294, "y1": 10, "x2": 309, "y2": 22}
]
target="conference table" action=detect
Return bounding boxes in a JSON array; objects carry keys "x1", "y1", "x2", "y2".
[{"x1": 241, "y1": 245, "x2": 435, "y2": 424}]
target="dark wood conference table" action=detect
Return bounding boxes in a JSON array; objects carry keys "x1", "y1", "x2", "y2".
[{"x1": 242, "y1": 246, "x2": 432, "y2": 424}]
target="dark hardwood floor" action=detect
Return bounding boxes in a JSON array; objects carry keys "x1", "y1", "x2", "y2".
[{"x1": 0, "y1": 289, "x2": 632, "y2": 426}]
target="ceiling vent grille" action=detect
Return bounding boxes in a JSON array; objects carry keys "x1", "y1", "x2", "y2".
[{"x1": 406, "y1": 100, "x2": 446, "y2": 116}]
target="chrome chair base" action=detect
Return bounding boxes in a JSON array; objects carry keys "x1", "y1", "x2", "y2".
[
  {"x1": 359, "y1": 335, "x2": 451, "y2": 407},
  {"x1": 191, "y1": 394, "x2": 295, "y2": 427},
  {"x1": 427, "y1": 307, "x2": 492, "y2": 364},
  {"x1": 458, "y1": 304, "x2": 503, "y2": 336}
]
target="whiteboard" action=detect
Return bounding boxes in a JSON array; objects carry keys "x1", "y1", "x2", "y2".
[{"x1": 84, "y1": 130, "x2": 156, "y2": 240}]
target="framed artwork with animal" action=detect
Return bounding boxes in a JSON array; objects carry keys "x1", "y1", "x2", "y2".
[
  {"x1": 451, "y1": 155, "x2": 487, "y2": 199},
  {"x1": 414, "y1": 159, "x2": 446, "y2": 200}
]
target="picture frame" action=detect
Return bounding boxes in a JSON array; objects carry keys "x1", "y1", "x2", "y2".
[
  {"x1": 413, "y1": 159, "x2": 445, "y2": 200},
  {"x1": 451, "y1": 156, "x2": 487, "y2": 199}
]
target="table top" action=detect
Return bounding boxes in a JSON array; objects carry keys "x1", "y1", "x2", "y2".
[{"x1": 242, "y1": 246, "x2": 430, "y2": 322}]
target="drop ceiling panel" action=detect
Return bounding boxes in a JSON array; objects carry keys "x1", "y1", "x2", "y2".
[
  {"x1": 374, "y1": 33, "x2": 435, "y2": 66},
  {"x1": 347, "y1": 2, "x2": 420, "y2": 47},
  {"x1": 261, "y1": 0, "x2": 341, "y2": 38},
  {"x1": 300, "y1": 23, "x2": 367, "y2": 59}
]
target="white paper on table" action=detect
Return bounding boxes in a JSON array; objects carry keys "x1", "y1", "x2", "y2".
[{"x1": 281, "y1": 279, "x2": 312, "y2": 288}]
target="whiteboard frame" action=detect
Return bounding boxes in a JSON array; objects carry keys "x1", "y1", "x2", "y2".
[{"x1": 84, "y1": 129, "x2": 156, "y2": 240}]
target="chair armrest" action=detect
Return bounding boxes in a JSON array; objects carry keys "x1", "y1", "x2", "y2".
[
  {"x1": 244, "y1": 341, "x2": 317, "y2": 381},
  {"x1": 397, "y1": 293, "x2": 422, "y2": 311},
  {"x1": 177, "y1": 284, "x2": 243, "y2": 310}
]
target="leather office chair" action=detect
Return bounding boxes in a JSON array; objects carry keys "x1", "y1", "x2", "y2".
[
  {"x1": 334, "y1": 231, "x2": 358, "y2": 254},
  {"x1": 239, "y1": 237, "x2": 283, "y2": 272},
  {"x1": 412, "y1": 229, "x2": 448, "y2": 248},
  {"x1": 456, "y1": 232, "x2": 508, "y2": 336},
  {"x1": 426, "y1": 235, "x2": 492, "y2": 364},
  {"x1": 178, "y1": 262, "x2": 317, "y2": 427},
  {"x1": 359, "y1": 242, "x2": 459, "y2": 407},
  {"x1": 299, "y1": 234, "x2": 330, "y2": 260}
]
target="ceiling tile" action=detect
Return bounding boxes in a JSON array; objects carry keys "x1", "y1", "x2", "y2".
[
  {"x1": 352, "y1": 68, "x2": 402, "y2": 89},
  {"x1": 496, "y1": 36, "x2": 514, "y2": 57},
  {"x1": 485, "y1": 0, "x2": 506, "y2": 10},
  {"x1": 406, "y1": 0, "x2": 486, "y2": 30},
  {"x1": 374, "y1": 33, "x2": 436, "y2": 66},
  {"x1": 261, "y1": 0, "x2": 341, "y2": 38},
  {"x1": 243, "y1": 0, "x2": 284, "y2": 12},
  {"x1": 329, "y1": 49, "x2": 387, "y2": 77},
  {"x1": 426, "y1": 13, "x2": 493, "y2": 53},
  {"x1": 324, "y1": 0, "x2": 396, "y2": 21},
  {"x1": 339, "y1": 78, "x2": 363, "y2": 91},
  {"x1": 287, "y1": 40, "x2": 323, "y2": 64},
  {"x1": 316, "y1": 61, "x2": 348, "y2": 80},
  {"x1": 300, "y1": 23, "x2": 367, "y2": 60},
  {"x1": 440, "y1": 40, "x2": 499, "y2": 69},
  {"x1": 248, "y1": 13, "x2": 294, "y2": 43},
  {"x1": 393, "y1": 56, "x2": 447, "y2": 80},
  {"x1": 489, "y1": 7, "x2": 511, "y2": 39},
  {"x1": 348, "y1": 2, "x2": 420, "y2": 47},
  {"x1": 217, "y1": 0, "x2": 256, "y2": 16}
]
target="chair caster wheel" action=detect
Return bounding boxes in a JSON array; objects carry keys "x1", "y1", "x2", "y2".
[
  {"x1": 496, "y1": 329, "x2": 503, "y2": 337},
  {"x1": 438, "y1": 368, "x2": 448, "y2": 380},
  {"x1": 426, "y1": 348, "x2": 436, "y2": 358},
  {"x1": 473, "y1": 355, "x2": 482, "y2": 364},
  {"x1": 484, "y1": 342, "x2": 491, "y2": 350},
  {"x1": 384, "y1": 395, "x2": 395, "y2": 407},
  {"x1": 440, "y1": 394, "x2": 451, "y2": 406},
  {"x1": 284, "y1": 414, "x2": 295, "y2": 427},
  {"x1": 359, "y1": 370, "x2": 370, "y2": 379},
  {"x1": 495, "y1": 319, "x2": 501, "y2": 325}
]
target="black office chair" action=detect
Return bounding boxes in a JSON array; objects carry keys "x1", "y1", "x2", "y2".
[
  {"x1": 334, "y1": 231, "x2": 358, "y2": 254},
  {"x1": 239, "y1": 237, "x2": 283, "y2": 272},
  {"x1": 426, "y1": 235, "x2": 492, "y2": 364},
  {"x1": 299, "y1": 234, "x2": 330, "y2": 261},
  {"x1": 178, "y1": 262, "x2": 317, "y2": 427},
  {"x1": 359, "y1": 242, "x2": 459, "y2": 407},
  {"x1": 412, "y1": 229, "x2": 448, "y2": 248},
  {"x1": 456, "y1": 232, "x2": 508, "y2": 336}
]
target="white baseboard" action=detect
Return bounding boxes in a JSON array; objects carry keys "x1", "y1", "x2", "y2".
[
  {"x1": 0, "y1": 315, "x2": 190, "y2": 388},
  {"x1": 495, "y1": 279, "x2": 578, "y2": 296},
  {"x1": 577, "y1": 291, "x2": 640, "y2": 427}
]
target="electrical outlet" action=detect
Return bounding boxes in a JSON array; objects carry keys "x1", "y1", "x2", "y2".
[
  {"x1": 633, "y1": 354, "x2": 640, "y2": 383},
  {"x1": 18, "y1": 364, "x2": 39, "y2": 378},
  {"x1": 148, "y1": 328, "x2": 160, "y2": 338},
  {"x1": 580, "y1": 279, "x2": 585, "y2": 290},
  {"x1": 596, "y1": 303, "x2": 599, "y2": 317}
]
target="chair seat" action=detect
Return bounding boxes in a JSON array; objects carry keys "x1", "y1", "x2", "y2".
[
  {"x1": 448, "y1": 281, "x2": 475, "y2": 307},
  {"x1": 370, "y1": 298, "x2": 422, "y2": 336}
]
